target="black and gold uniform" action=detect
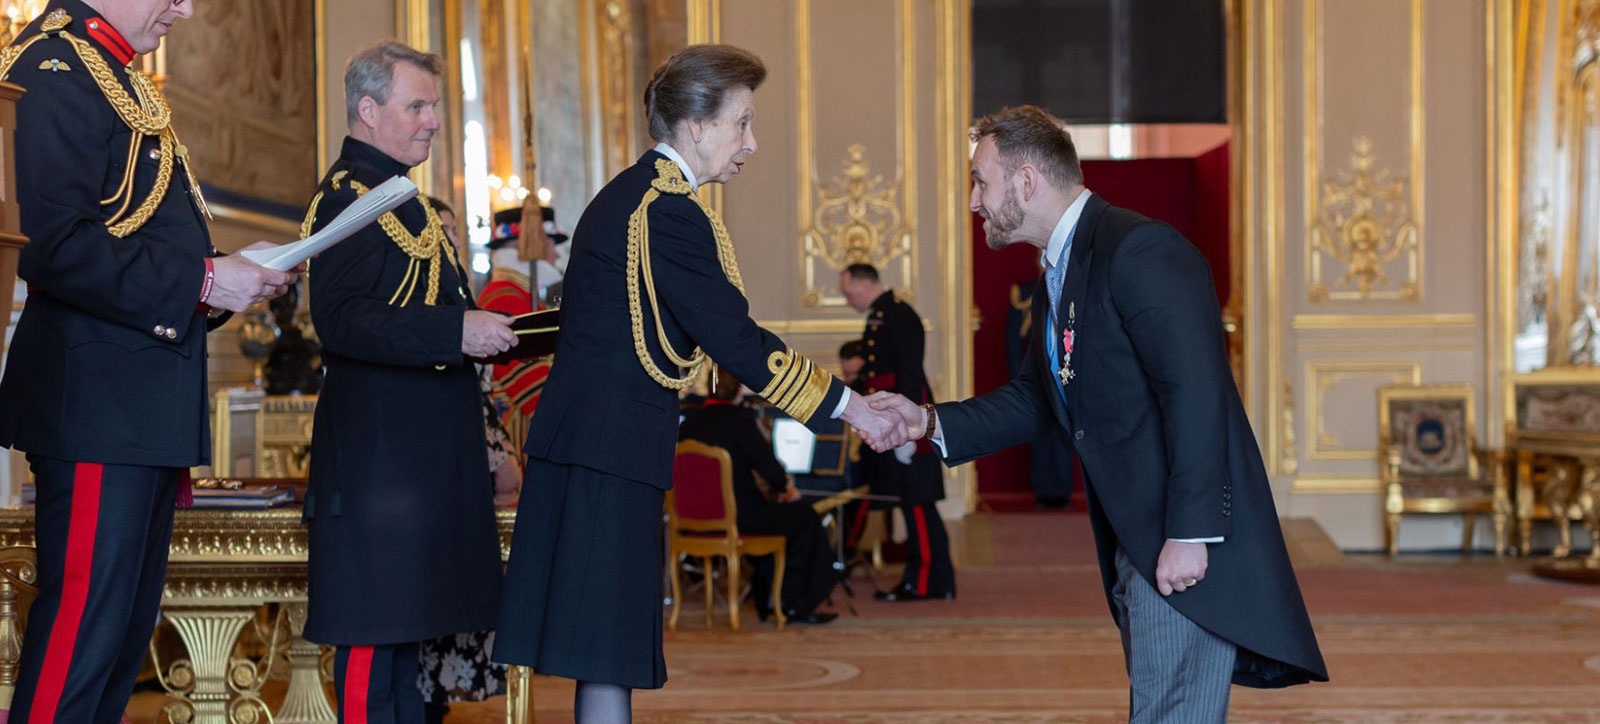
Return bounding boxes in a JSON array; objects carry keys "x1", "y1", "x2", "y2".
[
  {"x1": 495, "y1": 152, "x2": 848, "y2": 689},
  {"x1": 301, "y1": 138, "x2": 503, "y2": 659},
  {"x1": 0, "y1": 3, "x2": 224, "y2": 720},
  {"x1": 858, "y1": 290, "x2": 956, "y2": 601}
]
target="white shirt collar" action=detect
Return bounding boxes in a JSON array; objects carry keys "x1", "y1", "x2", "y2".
[
  {"x1": 653, "y1": 142, "x2": 699, "y2": 191},
  {"x1": 1042, "y1": 189, "x2": 1093, "y2": 268}
]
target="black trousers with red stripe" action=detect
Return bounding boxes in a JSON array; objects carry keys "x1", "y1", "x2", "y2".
[
  {"x1": 11, "y1": 457, "x2": 178, "y2": 724},
  {"x1": 897, "y1": 503, "x2": 955, "y2": 597},
  {"x1": 332, "y1": 643, "x2": 425, "y2": 724}
]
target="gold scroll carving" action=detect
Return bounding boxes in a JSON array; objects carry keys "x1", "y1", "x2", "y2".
[
  {"x1": 1309, "y1": 137, "x2": 1420, "y2": 302},
  {"x1": 802, "y1": 144, "x2": 910, "y2": 307}
]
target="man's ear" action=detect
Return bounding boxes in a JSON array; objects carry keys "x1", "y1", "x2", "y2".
[
  {"x1": 1018, "y1": 164, "x2": 1038, "y2": 203},
  {"x1": 358, "y1": 96, "x2": 379, "y2": 128}
]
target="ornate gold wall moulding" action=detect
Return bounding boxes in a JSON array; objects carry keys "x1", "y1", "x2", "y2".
[
  {"x1": 1291, "y1": 313, "x2": 1477, "y2": 329},
  {"x1": 1309, "y1": 137, "x2": 1420, "y2": 302},
  {"x1": 1305, "y1": 360, "x2": 1423, "y2": 460},
  {"x1": 801, "y1": 144, "x2": 912, "y2": 307},
  {"x1": 1282, "y1": 378, "x2": 1299, "y2": 475},
  {"x1": 1291, "y1": 476, "x2": 1382, "y2": 494}
]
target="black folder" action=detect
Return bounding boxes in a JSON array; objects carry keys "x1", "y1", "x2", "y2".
[{"x1": 471, "y1": 308, "x2": 561, "y2": 365}]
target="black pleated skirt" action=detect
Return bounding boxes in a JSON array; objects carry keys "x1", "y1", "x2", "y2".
[{"x1": 492, "y1": 457, "x2": 667, "y2": 689}]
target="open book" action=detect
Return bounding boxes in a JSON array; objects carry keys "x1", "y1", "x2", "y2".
[{"x1": 239, "y1": 176, "x2": 420, "y2": 271}]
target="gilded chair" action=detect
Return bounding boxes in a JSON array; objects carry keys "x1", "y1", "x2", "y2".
[
  {"x1": 666, "y1": 441, "x2": 786, "y2": 631},
  {"x1": 0, "y1": 545, "x2": 37, "y2": 720},
  {"x1": 1379, "y1": 384, "x2": 1509, "y2": 556}
]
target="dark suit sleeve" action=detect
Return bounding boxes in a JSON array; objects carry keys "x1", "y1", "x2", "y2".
[
  {"x1": 12, "y1": 51, "x2": 205, "y2": 344},
  {"x1": 1109, "y1": 224, "x2": 1231, "y2": 540},
  {"x1": 739, "y1": 410, "x2": 792, "y2": 495},
  {"x1": 648, "y1": 197, "x2": 845, "y2": 427},
  {"x1": 933, "y1": 319, "x2": 1054, "y2": 467},
  {"x1": 306, "y1": 191, "x2": 465, "y2": 367}
]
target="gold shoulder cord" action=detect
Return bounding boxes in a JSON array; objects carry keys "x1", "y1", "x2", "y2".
[
  {"x1": 626, "y1": 159, "x2": 746, "y2": 390},
  {"x1": 0, "y1": 10, "x2": 209, "y2": 239},
  {"x1": 626, "y1": 159, "x2": 833, "y2": 420},
  {"x1": 345, "y1": 177, "x2": 455, "y2": 307}
]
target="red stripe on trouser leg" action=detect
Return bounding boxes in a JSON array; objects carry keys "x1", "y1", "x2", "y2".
[
  {"x1": 913, "y1": 506, "x2": 931, "y2": 596},
  {"x1": 343, "y1": 646, "x2": 374, "y2": 724},
  {"x1": 847, "y1": 503, "x2": 869, "y2": 548},
  {"x1": 28, "y1": 462, "x2": 103, "y2": 724}
]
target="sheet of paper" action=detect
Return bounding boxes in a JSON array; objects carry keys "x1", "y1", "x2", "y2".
[{"x1": 238, "y1": 176, "x2": 420, "y2": 271}]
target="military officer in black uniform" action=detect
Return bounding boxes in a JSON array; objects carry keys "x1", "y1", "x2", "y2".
[
  {"x1": 302, "y1": 42, "x2": 512, "y2": 724},
  {"x1": 840, "y1": 263, "x2": 956, "y2": 601},
  {"x1": 494, "y1": 44, "x2": 904, "y2": 723},
  {"x1": 0, "y1": 1, "x2": 299, "y2": 720}
]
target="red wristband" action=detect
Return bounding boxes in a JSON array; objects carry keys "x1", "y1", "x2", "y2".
[{"x1": 199, "y1": 256, "x2": 215, "y2": 304}]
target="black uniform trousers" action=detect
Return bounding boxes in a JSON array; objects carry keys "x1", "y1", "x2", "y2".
[
  {"x1": 332, "y1": 643, "x2": 425, "y2": 724},
  {"x1": 897, "y1": 502, "x2": 955, "y2": 597},
  {"x1": 11, "y1": 456, "x2": 178, "y2": 724}
]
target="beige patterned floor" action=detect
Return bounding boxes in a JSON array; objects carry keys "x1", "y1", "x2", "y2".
[{"x1": 130, "y1": 513, "x2": 1600, "y2": 723}]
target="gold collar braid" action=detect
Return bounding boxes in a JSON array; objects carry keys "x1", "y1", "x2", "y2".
[
  {"x1": 626, "y1": 158, "x2": 748, "y2": 390},
  {"x1": 0, "y1": 10, "x2": 209, "y2": 238}
]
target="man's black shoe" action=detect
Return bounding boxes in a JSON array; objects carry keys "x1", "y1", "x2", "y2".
[
  {"x1": 873, "y1": 585, "x2": 955, "y2": 602},
  {"x1": 784, "y1": 610, "x2": 839, "y2": 625}
]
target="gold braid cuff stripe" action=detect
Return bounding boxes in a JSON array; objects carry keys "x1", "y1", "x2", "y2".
[
  {"x1": 0, "y1": 11, "x2": 201, "y2": 239},
  {"x1": 758, "y1": 349, "x2": 832, "y2": 422},
  {"x1": 626, "y1": 159, "x2": 749, "y2": 390}
]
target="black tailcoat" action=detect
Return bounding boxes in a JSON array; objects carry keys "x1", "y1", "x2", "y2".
[
  {"x1": 302, "y1": 137, "x2": 502, "y2": 645},
  {"x1": 0, "y1": 0, "x2": 221, "y2": 467},
  {"x1": 936, "y1": 195, "x2": 1328, "y2": 688}
]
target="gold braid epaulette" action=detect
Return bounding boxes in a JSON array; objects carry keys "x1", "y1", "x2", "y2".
[
  {"x1": 0, "y1": 9, "x2": 208, "y2": 238},
  {"x1": 626, "y1": 159, "x2": 832, "y2": 420},
  {"x1": 345, "y1": 176, "x2": 456, "y2": 307}
]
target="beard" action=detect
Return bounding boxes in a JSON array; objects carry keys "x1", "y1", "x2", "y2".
[{"x1": 983, "y1": 183, "x2": 1025, "y2": 250}]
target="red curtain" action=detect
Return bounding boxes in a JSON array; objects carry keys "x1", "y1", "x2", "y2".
[{"x1": 969, "y1": 142, "x2": 1230, "y2": 503}]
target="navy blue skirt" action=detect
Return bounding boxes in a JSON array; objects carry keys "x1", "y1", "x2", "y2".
[{"x1": 493, "y1": 457, "x2": 667, "y2": 689}]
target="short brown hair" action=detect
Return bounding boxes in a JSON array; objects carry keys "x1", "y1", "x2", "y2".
[
  {"x1": 971, "y1": 105, "x2": 1083, "y2": 188},
  {"x1": 644, "y1": 44, "x2": 767, "y2": 142}
]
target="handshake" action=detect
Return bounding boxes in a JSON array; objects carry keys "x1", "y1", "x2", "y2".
[{"x1": 839, "y1": 391, "x2": 939, "y2": 453}]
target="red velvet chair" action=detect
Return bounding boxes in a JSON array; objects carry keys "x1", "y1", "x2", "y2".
[{"x1": 666, "y1": 441, "x2": 786, "y2": 630}]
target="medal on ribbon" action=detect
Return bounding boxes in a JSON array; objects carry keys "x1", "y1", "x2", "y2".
[{"x1": 1058, "y1": 302, "x2": 1076, "y2": 386}]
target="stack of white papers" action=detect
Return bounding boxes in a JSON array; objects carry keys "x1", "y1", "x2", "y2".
[{"x1": 239, "y1": 176, "x2": 420, "y2": 272}]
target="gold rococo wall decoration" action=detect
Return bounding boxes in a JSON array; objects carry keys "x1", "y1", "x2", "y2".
[
  {"x1": 1309, "y1": 137, "x2": 1420, "y2": 301},
  {"x1": 802, "y1": 143, "x2": 913, "y2": 307}
]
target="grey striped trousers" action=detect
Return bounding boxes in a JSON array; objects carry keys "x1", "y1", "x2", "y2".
[{"x1": 1110, "y1": 547, "x2": 1237, "y2": 724}]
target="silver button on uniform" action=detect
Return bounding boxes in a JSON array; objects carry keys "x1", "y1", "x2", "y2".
[
  {"x1": 153, "y1": 324, "x2": 167, "y2": 337},
  {"x1": 165, "y1": 328, "x2": 177, "y2": 340}
]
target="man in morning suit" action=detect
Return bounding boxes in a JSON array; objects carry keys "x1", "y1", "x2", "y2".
[
  {"x1": 302, "y1": 41, "x2": 513, "y2": 723},
  {"x1": 0, "y1": 1, "x2": 299, "y2": 719},
  {"x1": 840, "y1": 263, "x2": 955, "y2": 601},
  {"x1": 871, "y1": 105, "x2": 1327, "y2": 722}
]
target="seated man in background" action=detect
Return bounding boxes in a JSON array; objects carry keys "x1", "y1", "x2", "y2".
[{"x1": 678, "y1": 367, "x2": 839, "y2": 624}]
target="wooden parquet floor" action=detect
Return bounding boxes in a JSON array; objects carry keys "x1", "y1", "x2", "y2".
[{"x1": 131, "y1": 513, "x2": 1600, "y2": 723}]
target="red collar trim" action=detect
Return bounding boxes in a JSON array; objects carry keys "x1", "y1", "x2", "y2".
[
  {"x1": 83, "y1": 16, "x2": 136, "y2": 66},
  {"x1": 702, "y1": 399, "x2": 735, "y2": 407}
]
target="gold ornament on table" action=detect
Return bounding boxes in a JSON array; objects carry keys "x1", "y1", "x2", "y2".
[
  {"x1": 236, "y1": 305, "x2": 277, "y2": 388},
  {"x1": 1308, "y1": 137, "x2": 1419, "y2": 301}
]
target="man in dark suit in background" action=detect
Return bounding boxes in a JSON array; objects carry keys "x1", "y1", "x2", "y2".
[
  {"x1": 0, "y1": 1, "x2": 298, "y2": 720},
  {"x1": 841, "y1": 264, "x2": 955, "y2": 601},
  {"x1": 871, "y1": 105, "x2": 1326, "y2": 722},
  {"x1": 678, "y1": 367, "x2": 839, "y2": 624}
]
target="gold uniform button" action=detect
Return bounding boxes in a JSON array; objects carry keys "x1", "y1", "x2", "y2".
[
  {"x1": 867, "y1": 339, "x2": 875, "y2": 346},
  {"x1": 868, "y1": 354, "x2": 876, "y2": 361}
]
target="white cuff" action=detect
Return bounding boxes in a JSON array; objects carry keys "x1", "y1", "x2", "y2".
[
  {"x1": 829, "y1": 386, "x2": 852, "y2": 419},
  {"x1": 1169, "y1": 537, "x2": 1224, "y2": 544},
  {"x1": 931, "y1": 435, "x2": 949, "y2": 459}
]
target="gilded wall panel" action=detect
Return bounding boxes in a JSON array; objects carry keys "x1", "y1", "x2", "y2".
[
  {"x1": 164, "y1": 0, "x2": 318, "y2": 208},
  {"x1": 1304, "y1": 361, "x2": 1423, "y2": 461}
]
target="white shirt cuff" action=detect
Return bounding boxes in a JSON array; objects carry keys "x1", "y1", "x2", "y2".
[
  {"x1": 1169, "y1": 537, "x2": 1224, "y2": 544},
  {"x1": 829, "y1": 386, "x2": 851, "y2": 419},
  {"x1": 931, "y1": 434, "x2": 949, "y2": 458}
]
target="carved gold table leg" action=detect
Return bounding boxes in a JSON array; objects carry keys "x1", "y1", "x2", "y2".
[
  {"x1": 276, "y1": 603, "x2": 336, "y2": 724},
  {"x1": 506, "y1": 665, "x2": 536, "y2": 724},
  {"x1": 1517, "y1": 451, "x2": 1535, "y2": 556},
  {"x1": 0, "y1": 575, "x2": 21, "y2": 711},
  {"x1": 159, "y1": 608, "x2": 256, "y2": 724}
]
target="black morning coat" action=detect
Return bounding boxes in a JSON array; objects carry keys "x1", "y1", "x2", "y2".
[
  {"x1": 301, "y1": 137, "x2": 503, "y2": 645},
  {"x1": 521, "y1": 150, "x2": 846, "y2": 487},
  {"x1": 0, "y1": 0, "x2": 223, "y2": 467},
  {"x1": 936, "y1": 194, "x2": 1329, "y2": 688},
  {"x1": 857, "y1": 290, "x2": 944, "y2": 505}
]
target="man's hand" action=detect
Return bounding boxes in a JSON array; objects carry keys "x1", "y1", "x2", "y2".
[
  {"x1": 493, "y1": 457, "x2": 523, "y2": 507},
  {"x1": 1154, "y1": 539, "x2": 1208, "y2": 596},
  {"x1": 840, "y1": 392, "x2": 909, "y2": 452},
  {"x1": 208, "y1": 242, "x2": 299, "y2": 313},
  {"x1": 866, "y1": 391, "x2": 933, "y2": 440},
  {"x1": 462, "y1": 310, "x2": 516, "y2": 357}
]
